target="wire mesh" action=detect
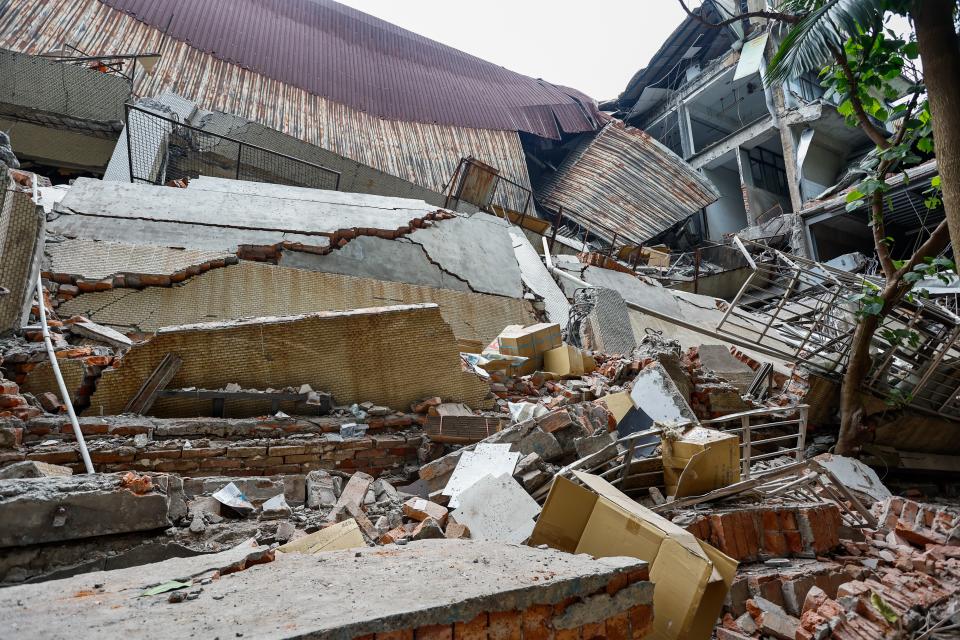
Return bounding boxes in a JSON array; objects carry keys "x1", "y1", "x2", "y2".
[{"x1": 125, "y1": 104, "x2": 340, "y2": 190}]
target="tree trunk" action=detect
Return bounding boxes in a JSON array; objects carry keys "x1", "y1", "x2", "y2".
[
  {"x1": 913, "y1": 0, "x2": 960, "y2": 255},
  {"x1": 836, "y1": 308, "x2": 880, "y2": 455}
]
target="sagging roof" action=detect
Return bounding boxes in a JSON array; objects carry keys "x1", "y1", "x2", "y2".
[
  {"x1": 0, "y1": 0, "x2": 541, "y2": 209},
  {"x1": 537, "y1": 121, "x2": 719, "y2": 245},
  {"x1": 95, "y1": 0, "x2": 602, "y2": 139}
]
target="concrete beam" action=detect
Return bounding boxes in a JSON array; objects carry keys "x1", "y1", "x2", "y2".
[
  {"x1": 688, "y1": 116, "x2": 776, "y2": 170},
  {"x1": 0, "y1": 473, "x2": 183, "y2": 547}
]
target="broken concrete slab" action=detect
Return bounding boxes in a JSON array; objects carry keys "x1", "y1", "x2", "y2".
[
  {"x1": 441, "y1": 443, "x2": 520, "y2": 509},
  {"x1": 0, "y1": 473, "x2": 180, "y2": 547},
  {"x1": 306, "y1": 470, "x2": 339, "y2": 509},
  {"x1": 451, "y1": 474, "x2": 540, "y2": 544},
  {"x1": 403, "y1": 211, "x2": 523, "y2": 298},
  {"x1": 0, "y1": 460, "x2": 72, "y2": 479},
  {"x1": 630, "y1": 361, "x2": 699, "y2": 428},
  {"x1": 509, "y1": 229, "x2": 570, "y2": 328},
  {"x1": 815, "y1": 453, "x2": 892, "y2": 504},
  {"x1": 697, "y1": 345, "x2": 756, "y2": 393},
  {"x1": 0, "y1": 539, "x2": 651, "y2": 639}
]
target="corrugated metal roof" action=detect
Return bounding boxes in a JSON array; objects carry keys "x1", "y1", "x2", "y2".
[
  {"x1": 88, "y1": 0, "x2": 603, "y2": 138},
  {"x1": 0, "y1": 0, "x2": 536, "y2": 210},
  {"x1": 538, "y1": 120, "x2": 719, "y2": 245}
]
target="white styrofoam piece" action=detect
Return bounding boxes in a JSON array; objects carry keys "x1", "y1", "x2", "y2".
[
  {"x1": 451, "y1": 473, "x2": 540, "y2": 544},
  {"x1": 442, "y1": 443, "x2": 520, "y2": 509}
]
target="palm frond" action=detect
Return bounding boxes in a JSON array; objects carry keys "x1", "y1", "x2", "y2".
[{"x1": 765, "y1": 0, "x2": 886, "y2": 85}]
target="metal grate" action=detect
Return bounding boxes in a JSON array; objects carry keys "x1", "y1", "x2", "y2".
[
  {"x1": 124, "y1": 104, "x2": 340, "y2": 190},
  {"x1": 716, "y1": 238, "x2": 960, "y2": 420}
]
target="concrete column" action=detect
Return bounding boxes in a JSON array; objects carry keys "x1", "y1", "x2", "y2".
[
  {"x1": 770, "y1": 85, "x2": 805, "y2": 214},
  {"x1": 735, "y1": 147, "x2": 757, "y2": 224},
  {"x1": 678, "y1": 104, "x2": 696, "y2": 159}
]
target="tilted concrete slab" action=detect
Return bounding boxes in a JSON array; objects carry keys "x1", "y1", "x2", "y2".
[
  {"x1": 279, "y1": 236, "x2": 470, "y2": 292},
  {"x1": 405, "y1": 212, "x2": 524, "y2": 298},
  {"x1": 0, "y1": 539, "x2": 650, "y2": 640},
  {"x1": 510, "y1": 229, "x2": 571, "y2": 327}
]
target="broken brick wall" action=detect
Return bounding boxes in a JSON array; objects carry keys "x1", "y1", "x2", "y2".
[
  {"x1": 88, "y1": 304, "x2": 491, "y2": 417},
  {"x1": 0, "y1": 168, "x2": 45, "y2": 334},
  {"x1": 54, "y1": 261, "x2": 535, "y2": 345},
  {"x1": 356, "y1": 568, "x2": 654, "y2": 640},
  {"x1": 1, "y1": 414, "x2": 423, "y2": 478}
]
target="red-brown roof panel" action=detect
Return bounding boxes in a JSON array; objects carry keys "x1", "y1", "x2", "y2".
[{"x1": 101, "y1": 0, "x2": 601, "y2": 138}]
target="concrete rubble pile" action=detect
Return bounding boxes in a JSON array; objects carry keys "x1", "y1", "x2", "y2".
[{"x1": 1, "y1": 159, "x2": 957, "y2": 640}]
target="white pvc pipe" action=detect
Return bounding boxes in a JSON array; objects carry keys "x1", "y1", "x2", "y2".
[{"x1": 35, "y1": 274, "x2": 94, "y2": 474}]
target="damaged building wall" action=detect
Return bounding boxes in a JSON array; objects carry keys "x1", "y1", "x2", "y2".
[
  {"x1": 52, "y1": 261, "x2": 535, "y2": 345},
  {"x1": 87, "y1": 304, "x2": 491, "y2": 417},
  {"x1": 0, "y1": 167, "x2": 45, "y2": 334}
]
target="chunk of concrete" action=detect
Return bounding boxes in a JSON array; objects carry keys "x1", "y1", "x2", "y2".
[
  {"x1": 402, "y1": 497, "x2": 448, "y2": 527},
  {"x1": 451, "y1": 474, "x2": 540, "y2": 544},
  {"x1": 697, "y1": 344, "x2": 756, "y2": 393},
  {"x1": 0, "y1": 473, "x2": 174, "y2": 547},
  {"x1": 306, "y1": 470, "x2": 338, "y2": 509},
  {"x1": 330, "y1": 472, "x2": 373, "y2": 517},
  {"x1": 0, "y1": 461, "x2": 72, "y2": 479},
  {"x1": 260, "y1": 494, "x2": 292, "y2": 520},
  {"x1": 442, "y1": 443, "x2": 520, "y2": 509},
  {"x1": 573, "y1": 432, "x2": 617, "y2": 460},
  {"x1": 518, "y1": 427, "x2": 563, "y2": 461}
]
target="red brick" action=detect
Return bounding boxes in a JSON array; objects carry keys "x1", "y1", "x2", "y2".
[
  {"x1": 414, "y1": 624, "x2": 452, "y2": 639},
  {"x1": 627, "y1": 604, "x2": 653, "y2": 639},
  {"x1": 522, "y1": 605, "x2": 554, "y2": 640},
  {"x1": 200, "y1": 457, "x2": 243, "y2": 469},
  {"x1": 376, "y1": 631, "x2": 414, "y2": 640},
  {"x1": 152, "y1": 460, "x2": 199, "y2": 472},
  {"x1": 180, "y1": 447, "x2": 226, "y2": 459},
  {"x1": 580, "y1": 621, "x2": 605, "y2": 640},
  {"x1": 226, "y1": 446, "x2": 268, "y2": 458},
  {"x1": 453, "y1": 613, "x2": 487, "y2": 640},
  {"x1": 28, "y1": 451, "x2": 79, "y2": 464},
  {"x1": 604, "y1": 612, "x2": 630, "y2": 640},
  {"x1": 487, "y1": 611, "x2": 522, "y2": 640},
  {"x1": 90, "y1": 450, "x2": 135, "y2": 464},
  {"x1": 0, "y1": 395, "x2": 26, "y2": 409},
  {"x1": 0, "y1": 382, "x2": 19, "y2": 394},
  {"x1": 284, "y1": 454, "x2": 322, "y2": 464}
]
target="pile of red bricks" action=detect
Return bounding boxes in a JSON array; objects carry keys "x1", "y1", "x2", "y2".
[
  {"x1": 681, "y1": 502, "x2": 842, "y2": 562},
  {"x1": 876, "y1": 496, "x2": 959, "y2": 547},
  {"x1": 0, "y1": 376, "x2": 40, "y2": 422},
  {"x1": 682, "y1": 346, "x2": 756, "y2": 419}
]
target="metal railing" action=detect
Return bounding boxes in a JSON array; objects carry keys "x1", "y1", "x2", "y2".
[
  {"x1": 125, "y1": 104, "x2": 340, "y2": 190},
  {"x1": 717, "y1": 238, "x2": 960, "y2": 419},
  {"x1": 703, "y1": 405, "x2": 808, "y2": 480}
]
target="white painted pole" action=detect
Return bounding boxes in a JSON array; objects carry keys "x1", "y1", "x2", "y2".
[{"x1": 35, "y1": 274, "x2": 94, "y2": 474}]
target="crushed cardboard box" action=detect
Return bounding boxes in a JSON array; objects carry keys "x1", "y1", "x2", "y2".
[
  {"x1": 662, "y1": 426, "x2": 740, "y2": 498},
  {"x1": 530, "y1": 471, "x2": 737, "y2": 640},
  {"x1": 487, "y1": 323, "x2": 562, "y2": 376}
]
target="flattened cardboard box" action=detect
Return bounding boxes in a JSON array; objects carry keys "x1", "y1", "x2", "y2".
[{"x1": 530, "y1": 472, "x2": 737, "y2": 640}]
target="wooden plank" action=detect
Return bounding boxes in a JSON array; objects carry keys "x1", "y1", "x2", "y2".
[{"x1": 124, "y1": 353, "x2": 182, "y2": 415}]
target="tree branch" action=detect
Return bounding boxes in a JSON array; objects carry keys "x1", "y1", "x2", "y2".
[
  {"x1": 677, "y1": 0, "x2": 801, "y2": 28},
  {"x1": 828, "y1": 44, "x2": 892, "y2": 149},
  {"x1": 871, "y1": 191, "x2": 897, "y2": 280},
  {"x1": 894, "y1": 218, "x2": 951, "y2": 281}
]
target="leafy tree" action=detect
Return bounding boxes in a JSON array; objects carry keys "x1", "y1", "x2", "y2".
[{"x1": 679, "y1": 0, "x2": 958, "y2": 454}]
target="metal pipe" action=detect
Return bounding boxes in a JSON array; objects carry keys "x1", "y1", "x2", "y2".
[{"x1": 35, "y1": 274, "x2": 94, "y2": 474}]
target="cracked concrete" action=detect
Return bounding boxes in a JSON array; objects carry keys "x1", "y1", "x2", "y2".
[{"x1": 0, "y1": 540, "x2": 648, "y2": 640}]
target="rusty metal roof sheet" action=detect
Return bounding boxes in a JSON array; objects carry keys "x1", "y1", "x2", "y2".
[
  {"x1": 0, "y1": 0, "x2": 537, "y2": 211},
  {"x1": 538, "y1": 121, "x2": 719, "y2": 245},
  {"x1": 92, "y1": 0, "x2": 602, "y2": 139}
]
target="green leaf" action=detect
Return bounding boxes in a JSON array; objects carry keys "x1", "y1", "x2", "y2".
[
  {"x1": 838, "y1": 99, "x2": 855, "y2": 117},
  {"x1": 931, "y1": 175, "x2": 941, "y2": 188},
  {"x1": 917, "y1": 137, "x2": 934, "y2": 153},
  {"x1": 141, "y1": 580, "x2": 192, "y2": 597},
  {"x1": 903, "y1": 42, "x2": 919, "y2": 60}
]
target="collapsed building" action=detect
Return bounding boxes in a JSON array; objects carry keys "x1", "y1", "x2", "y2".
[{"x1": 0, "y1": 1, "x2": 958, "y2": 639}]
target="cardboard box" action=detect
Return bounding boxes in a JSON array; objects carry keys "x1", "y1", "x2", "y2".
[
  {"x1": 543, "y1": 344, "x2": 585, "y2": 377},
  {"x1": 645, "y1": 244, "x2": 671, "y2": 268},
  {"x1": 530, "y1": 472, "x2": 737, "y2": 640},
  {"x1": 662, "y1": 427, "x2": 740, "y2": 498},
  {"x1": 494, "y1": 323, "x2": 562, "y2": 376}
]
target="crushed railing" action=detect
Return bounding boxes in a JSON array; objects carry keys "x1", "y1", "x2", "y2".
[
  {"x1": 717, "y1": 238, "x2": 960, "y2": 420},
  {"x1": 125, "y1": 104, "x2": 341, "y2": 190}
]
